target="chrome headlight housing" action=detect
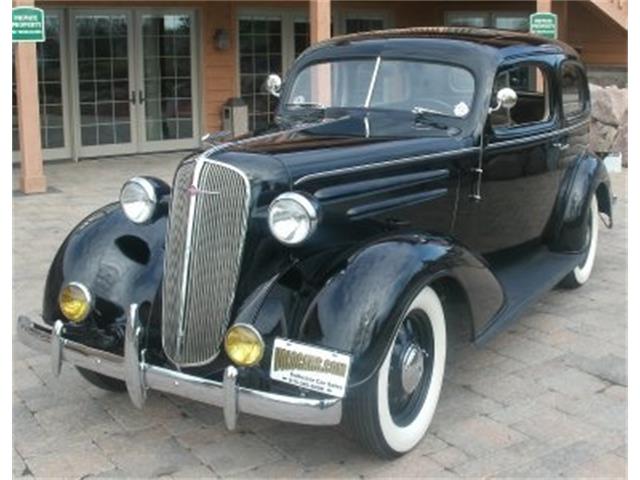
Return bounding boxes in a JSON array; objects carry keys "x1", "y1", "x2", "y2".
[
  {"x1": 120, "y1": 177, "x2": 158, "y2": 224},
  {"x1": 268, "y1": 192, "x2": 319, "y2": 245}
]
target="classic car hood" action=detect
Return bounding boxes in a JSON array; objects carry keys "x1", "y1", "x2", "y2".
[{"x1": 214, "y1": 114, "x2": 474, "y2": 187}]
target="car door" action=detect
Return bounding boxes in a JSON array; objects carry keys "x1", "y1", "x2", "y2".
[
  {"x1": 454, "y1": 60, "x2": 564, "y2": 255},
  {"x1": 556, "y1": 60, "x2": 590, "y2": 177}
]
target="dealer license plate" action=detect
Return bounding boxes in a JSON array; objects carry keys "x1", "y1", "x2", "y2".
[{"x1": 270, "y1": 338, "x2": 351, "y2": 398}]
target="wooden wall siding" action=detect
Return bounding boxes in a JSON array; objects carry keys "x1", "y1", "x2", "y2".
[
  {"x1": 565, "y1": 1, "x2": 627, "y2": 66},
  {"x1": 36, "y1": 0, "x2": 626, "y2": 135},
  {"x1": 201, "y1": 1, "x2": 235, "y2": 133}
]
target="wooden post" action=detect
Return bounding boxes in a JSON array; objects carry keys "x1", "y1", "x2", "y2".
[
  {"x1": 309, "y1": 0, "x2": 331, "y2": 45},
  {"x1": 14, "y1": 0, "x2": 47, "y2": 193},
  {"x1": 535, "y1": 0, "x2": 552, "y2": 92},
  {"x1": 309, "y1": 0, "x2": 332, "y2": 106},
  {"x1": 537, "y1": 0, "x2": 552, "y2": 13}
]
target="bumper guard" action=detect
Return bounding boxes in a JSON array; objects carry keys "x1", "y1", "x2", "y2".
[{"x1": 16, "y1": 305, "x2": 342, "y2": 429}]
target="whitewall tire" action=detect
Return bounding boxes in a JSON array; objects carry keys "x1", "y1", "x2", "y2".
[
  {"x1": 561, "y1": 197, "x2": 599, "y2": 289},
  {"x1": 346, "y1": 284, "x2": 447, "y2": 458}
]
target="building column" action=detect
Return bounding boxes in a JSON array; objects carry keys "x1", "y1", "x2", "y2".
[
  {"x1": 309, "y1": 0, "x2": 331, "y2": 44},
  {"x1": 14, "y1": 0, "x2": 47, "y2": 193},
  {"x1": 309, "y1": 0, "x2": 331, "y2": 105},
  {"x1": 536, "y1": 0, "x2": 552, "y2": 13}
]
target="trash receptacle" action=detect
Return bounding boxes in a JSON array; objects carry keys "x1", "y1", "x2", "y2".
[{"x1": 223, "y1": 97, "x2": 248, "y2": 137}]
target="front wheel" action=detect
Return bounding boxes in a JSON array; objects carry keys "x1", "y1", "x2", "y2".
[
  {"x1": 560, "y1": 197, "x2": 599, "y2": 289},
  {"x1": 345, "y1": 285, "x2": 447, "y2": 458}
]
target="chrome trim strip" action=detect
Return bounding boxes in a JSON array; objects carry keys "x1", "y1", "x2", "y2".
[
  {"x1": 486, "y1": 119, "x2": 590, "y2": 150},
  {"x1": 294, "y1": 119, "x2": 588, "y2": 187},
  {"x1": 364, "y1": 56, "x2": 381, "y2": 108},
  {"x1": 176, "y1": 159, "x2": 204, "y2": 358},
  {"x1": 16, "y1": 314, "x2": 342, "y2": 427},
  {"x1": 294, "y1": 147, "x2": 479, "y2": 186}
]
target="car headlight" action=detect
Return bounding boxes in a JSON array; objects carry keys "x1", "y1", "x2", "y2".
[
  {"x1": 120, "y1": 177, "x2": 157, "y2": 224},
  {"x1": 268, "y1": 192, "x2": 319, "y2": 245},
  {"x1": 58, "y1": 282, "x2": 92, "y2": 323},
  {"x1": 224, "y1": 324, "x2": 265, "y2": 367}
]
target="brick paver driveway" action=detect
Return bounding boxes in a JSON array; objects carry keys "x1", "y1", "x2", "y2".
[{"x1": 13, "y1": 154, "x2": 627, "y2": 479}]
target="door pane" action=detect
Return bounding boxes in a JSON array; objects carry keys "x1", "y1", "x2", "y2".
[
  {"x1": 345, "y1": 18, "x2": 385, "y2": 34},
  {"x1": 239, "y1": 17, "x2": 282, "y2": 132},
  {"x1": 142, "y1": 14, "x2": 193, "y2": 142},
  {"x1": 75, "y1": 14, "x2": 131, "y2": 147},
  {"x1": 294, "y1": 21, "x2": 310, "y2": 57},
  {"x1": 13, "y1": 13, "x2": 65, "y2": 152}
]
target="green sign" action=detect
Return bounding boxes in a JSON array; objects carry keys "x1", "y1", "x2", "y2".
[
  {"x1": 12, "y1": 7, "x2": 45, "y2": 43},
  {"x1": 529, "y1": 12, "x2": 558, "y2": 40}
]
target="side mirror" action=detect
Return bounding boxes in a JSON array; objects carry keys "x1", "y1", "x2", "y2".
[
  {"x1": 264, "y1": 73, "x2": 282, "y2": 98},
  {"x1": 490, "y1": 87, "x2": 518, "y2": 113}
]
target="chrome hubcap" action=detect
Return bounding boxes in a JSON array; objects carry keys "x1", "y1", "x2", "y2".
[{"x1": 400, "y1": 344, "x2": 425, "y2": 394}]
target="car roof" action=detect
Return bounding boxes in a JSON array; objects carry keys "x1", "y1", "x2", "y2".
[{"x1": 310, "y1": 26, "x2": 578, "y2": 62}]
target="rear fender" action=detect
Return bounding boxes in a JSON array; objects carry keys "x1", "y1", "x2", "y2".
[{"x1": 548, "y1": 151, "x2": 613, "y2": 252}]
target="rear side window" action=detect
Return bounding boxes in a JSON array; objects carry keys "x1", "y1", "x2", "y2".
[{"x1": 561, "y1": 63, "x2": 588, "y2": 118}]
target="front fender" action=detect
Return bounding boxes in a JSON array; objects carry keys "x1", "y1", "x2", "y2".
[
  {"x1": 549, "y1": 151, "x2": 613, "y2": 252},
  {"x1": 242, "y1": 234, "x2": 504, "y2": 388},
  {"x1": 42, "y1": 202, "x2": 166, "y2": 350}
]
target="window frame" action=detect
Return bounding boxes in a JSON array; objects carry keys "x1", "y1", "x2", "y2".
[
  {"x1": 12, "y1": 8, "x2": 72, "y2": 163},
  {"x1": 488, "y1": 60, "x2": 558, "y2": 139},
  {"x1": 559, "y1": 60, "x2": 590, "y2": 124},
  {"x1": 444, "y1": 10, "x2": 530, "y2": 32}
]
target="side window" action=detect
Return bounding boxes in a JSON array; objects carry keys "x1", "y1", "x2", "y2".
[
  {"x1": 561, "y1": 63, "x2": 588, "y2": 118},
  {"x1": 491, "y1": 64, "x2": 550, "y2": 129}
]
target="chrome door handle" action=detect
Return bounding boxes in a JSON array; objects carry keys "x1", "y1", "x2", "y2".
[
  {"x1": 138, "y1": 90, "x2": 145, "y2": 104},
  {"x1": 553, "y1": 142, "x2": 569, "y2": 151},
  {"x1": 130, "y1": 91, "x2": 136, "y2": 105}
]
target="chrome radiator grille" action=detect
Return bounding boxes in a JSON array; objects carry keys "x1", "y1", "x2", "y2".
[{"x1": 162, "y1": 158, "x2": 251, "y2": 366}]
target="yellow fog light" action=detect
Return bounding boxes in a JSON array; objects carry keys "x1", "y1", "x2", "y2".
[
  {"x1": 58, "y1": 282, "x2": 92, "y2": 323},
  {"x1": 224, "y1": 324, "x2": 264, "y2": 367}
]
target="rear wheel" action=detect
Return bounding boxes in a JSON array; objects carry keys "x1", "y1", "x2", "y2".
[
  {"x1": 76, "y1": 367, "x2": 127, "y2": 392},
  {"x1": 346, "y1": 284, "x2": 447, "y2": 458},
  {"x1": 560, "y1": 197, "x2": 599, "y2": 289}
]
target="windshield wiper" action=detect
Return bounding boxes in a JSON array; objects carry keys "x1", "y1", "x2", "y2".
[
  {"x1": 285, "y1": 102, "x2": 326, "y2": 109},
  {"x1": 412, "y1": 106, "x2": 446, "y2": 117}
]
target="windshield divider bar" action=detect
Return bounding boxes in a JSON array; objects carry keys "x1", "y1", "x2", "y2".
[{"x1": 364, "y1": 56, "x2": 381, "y2": 108}]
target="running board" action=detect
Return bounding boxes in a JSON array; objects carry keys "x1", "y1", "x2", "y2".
[{"x1": 475, "y1": 246, "x2": 583, "y2": 345}]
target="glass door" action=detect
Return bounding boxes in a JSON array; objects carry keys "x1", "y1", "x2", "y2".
[
  {"x1": 136, "y1": 11, "x2": 199, "y2": 152},
  {"x1": 238, "y1": 16, "x2": 283, "y2": 132},
  {"x1": 71, "y1": 11, "x2": 137, "y2": 157}
]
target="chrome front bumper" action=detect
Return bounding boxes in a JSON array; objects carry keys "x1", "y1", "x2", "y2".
[{"x1": 16, "y1": 304, "x2": 342, "y2": 429}]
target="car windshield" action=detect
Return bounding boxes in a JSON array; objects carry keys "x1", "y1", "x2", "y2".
[{"x1": 284, "y1": 58, "x2": 475, "y2": 118}]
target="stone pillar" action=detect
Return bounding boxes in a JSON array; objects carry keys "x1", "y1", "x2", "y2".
[{"x1": 14, "y1": 0, "x2": 47, "y2": 193}]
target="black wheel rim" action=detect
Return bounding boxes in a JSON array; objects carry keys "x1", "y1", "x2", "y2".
[{"x1": 387, "y1": 309, "x2": 435, "y2": 427}]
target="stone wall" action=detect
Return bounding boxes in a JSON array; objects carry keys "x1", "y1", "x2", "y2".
[
  {"x1": 589, "y1": 84, "x2": 628, "y2": 166},
  {"x1": 587, "y1": 67, "x2": 628, "y2": 88}
]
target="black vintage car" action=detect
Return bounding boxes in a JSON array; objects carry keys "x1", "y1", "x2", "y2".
[{"x1": 18, "y1": 27, "x2": 613, "y2": 458}]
